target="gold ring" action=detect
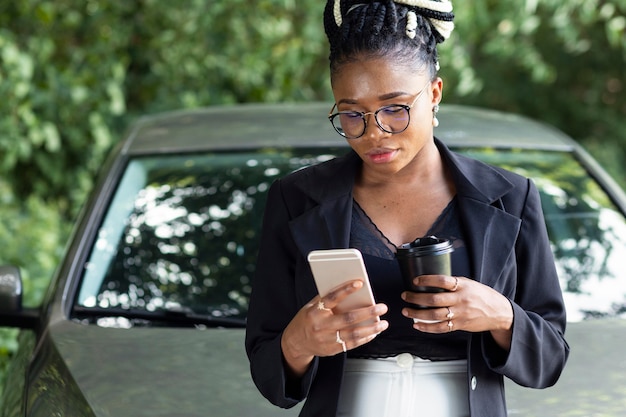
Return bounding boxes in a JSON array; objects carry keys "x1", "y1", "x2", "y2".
[
  {"x1": 336, "y1": 331, "x2": 347, "y2": 353},
  {"x1": 446, "y1": 307, "x2": 454, "y2": 320},
  {"x1": 451, "y1": 277, "x2": 459, "y2": 292},
  {"x1": 447, "y1": 320, "x2": 454, "y2": 332},
  {"x1": 317, "y1": 301, "x2": 331, "y2": 311}
]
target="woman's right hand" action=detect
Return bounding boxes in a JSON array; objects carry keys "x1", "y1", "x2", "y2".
[{"x1": 280, "y1": 279, "x2": 389, "y2": 378}]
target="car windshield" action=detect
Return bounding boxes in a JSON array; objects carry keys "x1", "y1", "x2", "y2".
[
  {"x1": 74, "y1": 147, "x2": 626, "y2": 325},
  {"x1": 75, "y1": 149, "x2": 343, "y2": 324}
]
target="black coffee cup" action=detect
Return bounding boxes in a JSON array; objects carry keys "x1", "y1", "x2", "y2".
[{"x1": 396, "y1": 236, "x2": 454, "y2": 293}]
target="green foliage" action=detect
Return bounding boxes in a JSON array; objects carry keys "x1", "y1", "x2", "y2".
[
  {"x1": 0, "y1": 180, "x2": 68, "y2": 307},
  {"x1": 439, "y1": 1, "x2": 626, "y2": 187},
  {"x1": 0, "y1": 0, "x2": 331, "y2": 218},
  {"x1": 0, "y1": 1, "x2": 133, "y2": 216},
  {"x1": 0, "y1": 328, "x2": 19, "y2": 396},
  {"x1": 122, "y1": 0, "x2": 330, "y2": 111},
  {"x1": 0, "y1": 179, "x2": 68, "y2": 392}
]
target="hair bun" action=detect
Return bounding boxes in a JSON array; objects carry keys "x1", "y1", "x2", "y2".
[{"x1": 329, "y1": 0, "x2": 454, "y2": 42}]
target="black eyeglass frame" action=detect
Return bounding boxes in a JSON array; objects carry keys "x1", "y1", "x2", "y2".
[{"x1": 328, "y1": 81, "x2": 432, "y2": 139}]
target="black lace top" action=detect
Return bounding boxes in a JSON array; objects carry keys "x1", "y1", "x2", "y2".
[{"x1": 348, "y1": 197, "x2": 471, "y2": 361}]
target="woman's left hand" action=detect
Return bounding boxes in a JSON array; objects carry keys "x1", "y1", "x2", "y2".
[{"x1": 401, "y1": 274, "x2": 514, "y2": 351}]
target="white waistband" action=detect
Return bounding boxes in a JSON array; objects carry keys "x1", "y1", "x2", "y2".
[{"x1": 345, "y1": 353, "x2": 467, "y2": 375}]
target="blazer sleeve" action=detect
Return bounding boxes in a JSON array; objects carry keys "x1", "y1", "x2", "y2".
[
  {"x1": 244, "y1": 179, "x2": 317, "y2": 408},
  {"x1": 483, "y1": 177, "x2": 570, "y2": 388}
]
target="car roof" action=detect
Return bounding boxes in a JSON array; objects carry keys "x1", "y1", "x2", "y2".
[{"x1": 121, "y1": 102, "x2": 578, "y2": 156}]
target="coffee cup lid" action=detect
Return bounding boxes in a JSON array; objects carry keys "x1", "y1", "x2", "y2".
[{"x1": 396, "y1": 236, "x2": 453, "y2": 256}]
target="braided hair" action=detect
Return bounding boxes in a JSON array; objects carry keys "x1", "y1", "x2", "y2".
[{"x1": 323, "y1": 0, "x2": 455, "y2": 78}]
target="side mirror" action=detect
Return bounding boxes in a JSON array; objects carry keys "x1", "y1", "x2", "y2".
[
  {"x1": 0, "y1": 265, "x2": 38, "y2": 328},
  {"x1": 0, "y1": 265, "x2": 22, "y2": 312}
]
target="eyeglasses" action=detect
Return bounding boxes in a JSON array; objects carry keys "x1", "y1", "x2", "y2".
[{"x1": 328, "y1": 81, "x2": 432, "y2": 139}]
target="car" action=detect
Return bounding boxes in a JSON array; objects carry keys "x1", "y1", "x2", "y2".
[{"x1": 1, "y1": 102, "x2": 626, "y2": 416}]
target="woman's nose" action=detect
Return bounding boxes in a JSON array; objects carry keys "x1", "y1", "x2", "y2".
[{"x1": 363, "y1": 113, "x2": 389, "y2": 139}]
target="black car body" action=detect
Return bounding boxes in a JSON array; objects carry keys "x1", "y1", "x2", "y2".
[{"x1": 1, "y1": 103, "x2": 626, "y2": 416}]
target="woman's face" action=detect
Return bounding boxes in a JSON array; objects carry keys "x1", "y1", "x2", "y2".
[{"x1": 330, "y1": 57, "x2": 442, "y2": 178}]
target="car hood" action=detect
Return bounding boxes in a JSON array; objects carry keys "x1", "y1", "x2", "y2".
[
  {"x1": 505, "y1": 318, "x2": 626, "y2": 415},
  {"x1": 31, "y1": 318, "x2": 626, "y2": 416},
  {"x1": 29, "y1": 320, "x2": 300, "y2": 417}
]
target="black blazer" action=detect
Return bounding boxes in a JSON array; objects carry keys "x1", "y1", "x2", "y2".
[{"x1": 245, "y1": 139, "x2": 569, "y2": 416}]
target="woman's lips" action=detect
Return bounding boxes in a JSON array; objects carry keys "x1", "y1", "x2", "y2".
[{"x1": 366, "y1": 148, "x2": 398, "y2": 164}]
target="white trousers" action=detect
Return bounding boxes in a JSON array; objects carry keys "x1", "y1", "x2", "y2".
[{"x1": 336, "y1": 354, "x2": 469, "y2": 417}]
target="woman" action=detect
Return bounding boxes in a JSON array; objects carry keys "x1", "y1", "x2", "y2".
[{"x1": 245, "y1": 1, "x2": 569, "y2": 416}]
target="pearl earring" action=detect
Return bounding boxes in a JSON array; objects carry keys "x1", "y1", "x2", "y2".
[{"x1": 432, "y1": 105, "x2": 440, "y2": 128}]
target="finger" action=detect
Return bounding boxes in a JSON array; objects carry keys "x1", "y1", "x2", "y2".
[
  {"x1": 412, "y1": 274, "x2": 460, "y2": 292},
  {"x1": 402, "y1": 306, "x2": 448, "y2": 323},
  {"x1": 401, "y1": 290, "x2": 448, "y2": 308},
  {"x1": 320, "y1": 279, "x2": 364, "y2": 310},
  {"x1": 333, "y1": 303, "x2": 388, "y2": 328},
  {"x1": 339, "y1": 319, "x2": 389, "y2": 346}
]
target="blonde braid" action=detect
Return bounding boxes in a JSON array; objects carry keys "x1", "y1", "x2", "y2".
[
  {"x1": 333, "y1": 0, "x2": 343, "y2": 27},
  {"x1": 395, "y1": 0, "x2": 455, "y2": 40}
]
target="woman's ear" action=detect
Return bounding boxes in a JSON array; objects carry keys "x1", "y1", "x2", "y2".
[{"x1": 431, "y1": 77, "x2": 443, "y2": 106}]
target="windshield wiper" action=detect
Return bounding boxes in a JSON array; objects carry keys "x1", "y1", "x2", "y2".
[{"x1": 72, "y1": 306, "x2": 246, "y2": 328}]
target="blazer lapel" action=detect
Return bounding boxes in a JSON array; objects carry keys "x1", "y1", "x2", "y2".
[
  {"x1": 288, "y1": 151, "x2": 360, "y2": 257},
  {"x1": 289, "y1": 195, "x2": 354, "y2": 255},
  {"x1": 439, "y1": 141, "x2": 522, "y2": 287},
  {"x1": 457, "y1": 197, "x2": 521, "y2": 288}
]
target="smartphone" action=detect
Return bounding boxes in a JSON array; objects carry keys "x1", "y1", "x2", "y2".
[{"x1": 307, "y1": 248, "x2": 378, "y2": 322}]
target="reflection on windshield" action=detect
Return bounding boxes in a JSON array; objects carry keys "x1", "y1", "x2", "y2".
[
  {"x1": 460, "y1": 148, "x2": 626, "y2": 322},
  {"x1": 76, "y1": 147, "x2": 626, "y2": 324},
  {"x1": 76, "y1": 150, "x2": 343, "y2": 321}
]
